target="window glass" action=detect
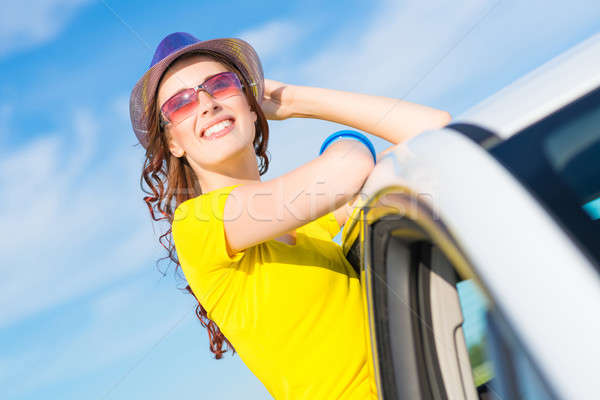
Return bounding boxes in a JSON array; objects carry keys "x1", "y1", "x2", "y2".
[
  {"x1": 583, "y1": 197, "x2": 600, "y2": 220},
  {"x1": 512, "y1": 344, "x2": 555, "y2": 400},
  {"x1": 489, "y1": 86, "x2": 600, "y2": 269},
  {"x1": 456, "y1": 279, "x2": 556, "y2": 399},
  {"x1": 543, "y1": 93, "x2": 600, "y2": 221},
  {"x1": 456, "y1": 280, "x2": 493, "y2": 387}
]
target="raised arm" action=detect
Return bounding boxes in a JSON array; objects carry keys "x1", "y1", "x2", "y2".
[
  {"x1": 259, "y1": 79, "x2": 452, "y2": 232},
  {"x1": 263, "y1": 79, "x2": 452, "y2": 146}
]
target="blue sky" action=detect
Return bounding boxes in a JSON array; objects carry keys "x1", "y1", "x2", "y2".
[{"x1": 1, "y1": 0, "x2": 599, "y2": 399}]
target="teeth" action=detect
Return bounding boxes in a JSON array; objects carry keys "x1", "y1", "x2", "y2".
[{"x1": 204, "y1": 119, "x2": 232, "y2": 137}]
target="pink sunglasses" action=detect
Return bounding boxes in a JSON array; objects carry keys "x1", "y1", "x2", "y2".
[{"x1": 159, "y1": 71, "x2": 250, "y2": 128}]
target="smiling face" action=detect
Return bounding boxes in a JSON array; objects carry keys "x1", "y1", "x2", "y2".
[{"x1": 156, "y1": 54, "x2": 258, "y2": 173}]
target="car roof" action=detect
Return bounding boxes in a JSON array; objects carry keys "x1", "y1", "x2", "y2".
[{"x1": 455, "y1": 32, "x2": 600, "y2": 139}]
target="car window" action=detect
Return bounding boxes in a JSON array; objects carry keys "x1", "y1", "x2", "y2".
[
  {"x1": 542, "y1": 91, "x2": 600, "y2": 222},
  {"x1": 456, "y1": 279, "x2": 557, "y2": 400},
  {"x1": 489, "y1": 85, "x2": 600, "y2": 269},
  {"x1": 366, "y1": 214, "x2": 563, "y2": 399},
  {"x1": 456, "y1": 281, "x2": 493, "y2": 389}
]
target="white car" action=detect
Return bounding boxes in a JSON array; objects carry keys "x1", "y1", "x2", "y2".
[{"x1": 340, "y1": 32, "x2": 600, "y2": 399}]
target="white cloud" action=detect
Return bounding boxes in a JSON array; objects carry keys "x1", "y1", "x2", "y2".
[
  {"x1": 111, "y1": 93, "x2": 131, "y2": 122},
  {"x1": 0, "y1": 0, "x2": 92, "y2": 58},
  {"x1": 237, "y1": 19, "x2": 307, "y2": 61},
  {"x1": 64, "y1": 108, "x2": 98, "y2": 181},
  {"x1": 0, "y1": 104, "x2": 159, "y2": 329},
  {"x1": 1, "y1": 277, "x2": 196, "y2": 398},
  {"x1": 0, "y1": 110, "x2": 99, "y2": 253},
  {"x1": 256, "y1": 0, "x2": 494, "y2": 170},
  {"x1": 288, "y1": 0, "x2": 600, "y2": 113},
  {"x1": 293, "y1": 0, "x2": 490, "y2": 100}
]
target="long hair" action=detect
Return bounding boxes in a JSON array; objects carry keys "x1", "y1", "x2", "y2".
[{"x1": 140, "y1": 50, "x2": 270, "y2": 359}]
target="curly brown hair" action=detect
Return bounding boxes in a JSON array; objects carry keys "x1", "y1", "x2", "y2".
[{"x1": 140, "y1": 50, "x2": 270, "y2": 359}]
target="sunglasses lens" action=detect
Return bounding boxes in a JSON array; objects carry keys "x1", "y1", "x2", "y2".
[
  {"x1": 205, "y1": 72, "x2": 243, "y2": 100},
  {"x1": 162, "y1": 88, "x2": 197, "y2": 124}
]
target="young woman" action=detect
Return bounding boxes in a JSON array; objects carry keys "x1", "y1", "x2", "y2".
[{"x1": 130, "y1": 32, "x2": 451, "y2": 399}]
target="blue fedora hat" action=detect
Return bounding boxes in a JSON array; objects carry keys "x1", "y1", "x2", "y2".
[{"x1": 129, "y1": 32, "x2": 264, "y2": 148}]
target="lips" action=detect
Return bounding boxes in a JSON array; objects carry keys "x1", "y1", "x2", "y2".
[{"x1": 200, "y1": 116, "x2": 235, "y2": 138}]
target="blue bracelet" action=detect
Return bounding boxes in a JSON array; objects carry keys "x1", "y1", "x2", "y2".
[{"x1": 319, "y1": 130, "x2": 377, "y2": 164}]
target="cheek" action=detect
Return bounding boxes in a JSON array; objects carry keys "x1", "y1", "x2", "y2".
[
  {"x1": 171, "y1": 124, "x2": 194, "y2": 144},
  {"x1": 166, "y1": 127, "x2": 193, "y2": 150},
  {"x1": 232, "y1": 100, "x2": 256, "y2": 127}
]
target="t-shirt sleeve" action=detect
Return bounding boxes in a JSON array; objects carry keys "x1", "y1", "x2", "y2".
[
  {"x1": 172, "y1": 185, "x2": 245, "y2": 283},
  {"x1": 314, "y1": 210, "x2": 342, "y2": 239}
]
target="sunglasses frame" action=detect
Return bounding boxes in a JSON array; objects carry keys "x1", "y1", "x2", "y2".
[{"x1": 159, "y1": 71, "x2": 254, "y2": 128}]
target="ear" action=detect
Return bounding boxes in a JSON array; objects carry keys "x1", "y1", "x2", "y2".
[
  {"x1": 168, "y1": 136, "x2": 185, "y2": 158},
  {"x1": 251, "y1": 109, "x2": 257, "y2": 124}
]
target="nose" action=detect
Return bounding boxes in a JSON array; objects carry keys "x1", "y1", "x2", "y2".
[{"x1": 196, "y1": 89, "x2": 220, "y2": 116}]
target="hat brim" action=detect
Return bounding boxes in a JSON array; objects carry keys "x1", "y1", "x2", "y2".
[{"x1": 129, "y1": 38, "x2": 264, "y2": 148}]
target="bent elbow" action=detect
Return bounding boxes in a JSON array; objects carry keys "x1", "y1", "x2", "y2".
[{"x1": 438, "y1": 111, "x2": 453, "y2": 127}]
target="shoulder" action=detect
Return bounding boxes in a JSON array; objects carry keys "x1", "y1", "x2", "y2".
[
  {"x1": 172, "y1": 184, "x2": 246, "y2": 270},
  {"x1": 173, "y1": 185, "x2": 240, "y2": 227}
]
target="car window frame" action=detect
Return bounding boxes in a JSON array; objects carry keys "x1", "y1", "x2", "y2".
[{"x1": 346, "y1": 187, "x2": 563, "y2": 400}]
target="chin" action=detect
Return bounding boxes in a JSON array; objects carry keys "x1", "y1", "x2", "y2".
[{"x1": 195, "y1": 143, "x2": 253, "y2": 167}]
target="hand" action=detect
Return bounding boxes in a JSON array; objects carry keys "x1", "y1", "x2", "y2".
[{"x1": 261, "y1": 78, "x2": 296, "y2": 121}]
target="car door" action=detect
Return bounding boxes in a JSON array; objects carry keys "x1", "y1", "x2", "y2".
[{"x1": 342, "y1": 191, "x2": 561, "y2": 400}]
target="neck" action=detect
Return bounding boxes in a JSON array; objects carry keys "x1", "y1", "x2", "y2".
[{"x1": 191, "y1": 145, "x2": 262, "y2": 193}]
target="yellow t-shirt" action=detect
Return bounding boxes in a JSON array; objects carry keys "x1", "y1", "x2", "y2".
[{"x1": 172, "y1": 184, "x2": 378, "y2": 399}]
